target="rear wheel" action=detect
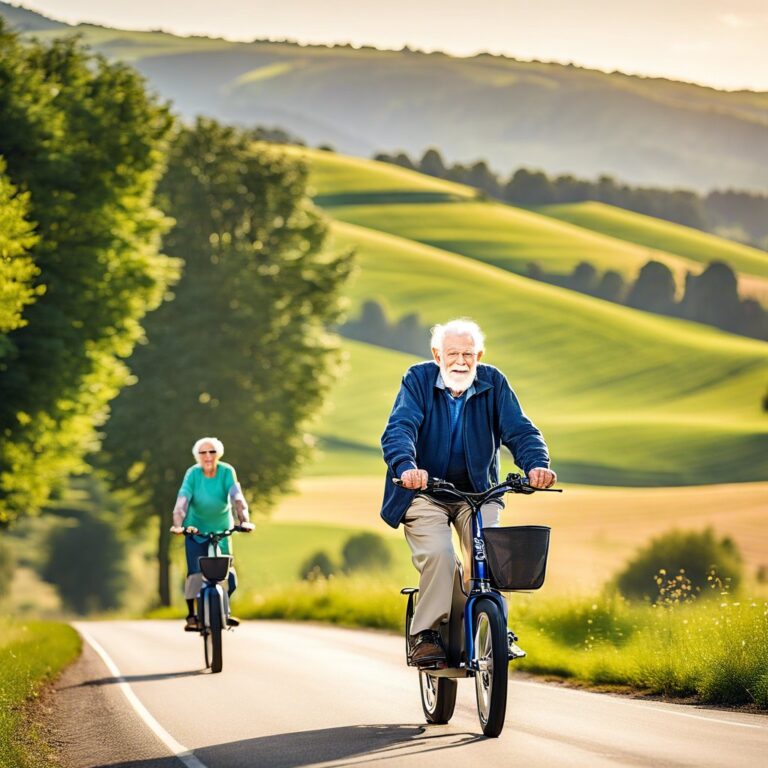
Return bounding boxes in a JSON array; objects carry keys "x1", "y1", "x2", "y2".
[
  {"x1": 419, "y1": 672, "x2": 457, "y2": 724},
  {"x1": 473, "y1": 598, "x2": 508, "y2": 737}
]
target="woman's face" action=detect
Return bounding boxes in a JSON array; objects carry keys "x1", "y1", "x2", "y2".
[{"x1": 197, "y1": 442, "x2": 219, "y2": 473}]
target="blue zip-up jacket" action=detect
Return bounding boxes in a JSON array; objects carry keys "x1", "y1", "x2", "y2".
[{"x1": 380, "y1": 361, "x2": 550, "y2": 528}]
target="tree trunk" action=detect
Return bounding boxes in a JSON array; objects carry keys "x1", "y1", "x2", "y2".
[{"x1": 157, "y1": 511, "x2": 171, "y2": 606}]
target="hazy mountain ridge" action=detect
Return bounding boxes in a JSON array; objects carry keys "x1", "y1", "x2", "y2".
[{"x1": 1, "y1": 1, "x2": 766, "y2": 192}]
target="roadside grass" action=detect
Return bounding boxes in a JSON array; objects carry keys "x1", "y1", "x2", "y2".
[
  {"x1": 511, "y1": 592, "x2": 768, "y2": 707},
  {"x1": 0, "y1": 618, "x2": 80, "y2": 768},
  {"x1": 229, "y1": 577, "x2": 768, "y2": 708}
]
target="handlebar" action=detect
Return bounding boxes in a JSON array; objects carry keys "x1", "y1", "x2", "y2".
[
  {"x1": 181, "y1": 525, "x2": 249, "y2": 541},
  {"x1": 392, "y1": 473, "x2": 562, "y2": 504}
]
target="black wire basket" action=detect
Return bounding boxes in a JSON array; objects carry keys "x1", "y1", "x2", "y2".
[
  {"x1": 199, "y1": 555, "x2": 232, "y2": 582},
  {"x1": 483, "y1": 526, "x2": 551, "y2": 591}
]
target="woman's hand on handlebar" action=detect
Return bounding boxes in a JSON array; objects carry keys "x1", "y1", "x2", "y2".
[
  {"x1": 400, "y1": 468, "x2": 429, "y2": 490},
  {"x1": 170, "y1": 525, "x2": 185, "y2": 535},
  {"x1": 238, "y1": 522, "x2": 255, "y2": 532},
  {"x1": 527, "y1": 467, "x2": 557, "y2": 489}
]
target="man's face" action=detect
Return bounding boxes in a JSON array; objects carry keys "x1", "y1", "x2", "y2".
[{"x1": 432, "y1": 332, "x2": 483, "y2": 393}]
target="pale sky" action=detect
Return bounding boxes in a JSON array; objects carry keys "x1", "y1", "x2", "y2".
[{"x1": 16, "y1": 0, "x2": 768, "y2": 91}]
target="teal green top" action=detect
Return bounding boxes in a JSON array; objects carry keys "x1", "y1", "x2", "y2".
[{"x1": 179, "y1": 462, "x2": 237, "y2": 554}]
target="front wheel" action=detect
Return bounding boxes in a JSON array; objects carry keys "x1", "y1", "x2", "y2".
[
  {"x1": 473, "y1": 598, "x2": 508, "y2": 737},
  {"x1": 208, "y1": 594, "x2": 223, "y2": 673},
  {"x1": 419, "y1": 672, "x2": 457, "y2": 724}
]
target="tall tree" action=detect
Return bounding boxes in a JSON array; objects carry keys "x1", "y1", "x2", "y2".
[
  {"x1": 102, "y1": 119, "x2": 354, "y2": 604},
  {"x1": 626, "y1": 261, "x2": 677, "y2": 316},
  {"x1": 0, "y1": 157, "x2": 38, "y2": 342},
  {"x1": 0, "y1": 23, "x2": 177, "y2": 525}
]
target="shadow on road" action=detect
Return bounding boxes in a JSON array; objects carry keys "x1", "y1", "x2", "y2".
[
  {"x1": 102, "y1": 722, "x2": 484, "y2": 767},
  {"x1": 62, "y1": 669, "x2": 207, "y2": 689}
]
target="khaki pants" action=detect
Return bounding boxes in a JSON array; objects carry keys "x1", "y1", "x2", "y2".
[{"x1": 404, "y1": 494, "x2": 502, "y2": 636}]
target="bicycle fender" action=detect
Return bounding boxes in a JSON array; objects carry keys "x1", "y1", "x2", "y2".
[{"x1": 464, "y1": 591, "x2": 507, "y2": 670}]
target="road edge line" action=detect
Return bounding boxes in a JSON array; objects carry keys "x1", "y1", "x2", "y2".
[{"x1": 75, "y1": 623, "x2": 209, "y2": 768}]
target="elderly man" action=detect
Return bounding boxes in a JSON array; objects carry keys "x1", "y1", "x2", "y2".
[{"x1": 380, "y1": 318, "x2": 556, "y2": 667}]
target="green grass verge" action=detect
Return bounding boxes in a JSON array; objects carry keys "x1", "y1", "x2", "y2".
[
  {"x1": 511, "y1": 593, "x2": 768, "y2": 707},
  {"x1": 227, "y1": 577, "x2": 768, "y2": 708},
  {"x1": 0, "y1": 618, "x2": 81, "y2": 768}
]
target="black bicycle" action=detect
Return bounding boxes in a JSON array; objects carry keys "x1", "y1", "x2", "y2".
[
  {"x1": 397, "y1": 473, "x2": 561, "y2": 737},
  {"x1": 183, "y1": 526, "x2": 246, "y2": 673}
]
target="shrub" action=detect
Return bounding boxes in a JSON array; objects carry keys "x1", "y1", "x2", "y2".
[
  {"x1": 299, "y1": 550, "x2": 336, "y2": 581},
  {"x1": 341, "y1": 532, "x2": 392, "y2": 572},
  {"x1": 615, "y1": 528, "x2": 743, "y2": 602}
]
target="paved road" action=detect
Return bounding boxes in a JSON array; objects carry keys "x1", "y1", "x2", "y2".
[{"x1": 54, "y1": 620, "x2": 767, "y2": 768}]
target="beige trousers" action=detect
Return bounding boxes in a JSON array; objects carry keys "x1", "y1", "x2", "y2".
[{"x1": 403, "y1": 494, "x2": 502, "y2": 636}]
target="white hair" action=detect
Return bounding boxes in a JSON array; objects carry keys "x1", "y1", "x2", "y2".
[
  {"x1": 192, "y1": 436, "x2": 224, "y2": 459},
  {"x1": 430, "y1": 318, "x2": 485, "y2": 353}
]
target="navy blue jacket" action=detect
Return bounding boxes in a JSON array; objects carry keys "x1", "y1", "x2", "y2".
[{"x1": 380, "y1": 361, "x2": 550, "y2": 528}]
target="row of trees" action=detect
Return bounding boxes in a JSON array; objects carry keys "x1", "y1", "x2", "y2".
[
  {"x1": 375, "y1": 148, "x2": 768, "y2": 249},
  {"x1": 529, "y1": 259, "x2": 767, "y2": 340},
  {"x1": 0, "y1": 22, "x2": 353, "y2": 607}
]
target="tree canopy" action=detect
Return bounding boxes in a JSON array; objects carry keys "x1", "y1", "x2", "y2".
[{"x1": 0, "y1": 22, "x2": 177, "y2": 525}]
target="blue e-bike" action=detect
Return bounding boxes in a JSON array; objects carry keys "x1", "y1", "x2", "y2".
[
  {"x1": 183, "y1": 526, "x2": 246, "y2": 673},
  {"x1": 398, "y1": 473, "x2": 560, "y2": 737}
]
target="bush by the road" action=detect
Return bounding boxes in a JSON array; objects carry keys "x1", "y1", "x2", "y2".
[
  {"x1": 341, "y1": 532, "x2": 392, "y2": 573},
  {"x1": 615, "y1": 528, "x2": 743, "y2": 602},
  {"x1": 0, "y1": 618, "x2": 80, "y2": 768}
]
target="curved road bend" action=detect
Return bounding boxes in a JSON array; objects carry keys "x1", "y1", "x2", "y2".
[{"x1": 51, "y1": 620, "x2": 767, "y2": 768}]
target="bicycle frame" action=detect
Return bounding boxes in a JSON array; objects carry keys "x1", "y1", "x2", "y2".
[{"x1": 401, "y1": 474, "x2": 559, "y2": 675}]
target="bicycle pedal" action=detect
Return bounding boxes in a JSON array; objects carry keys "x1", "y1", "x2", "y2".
[{"x1": 508, "y1": 643, "x2": 527, "y2": 660}]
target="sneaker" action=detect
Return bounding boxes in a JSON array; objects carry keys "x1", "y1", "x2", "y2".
[
  {"x1": 409, "y1": 630, "x2": 446, "y2": 668},
  {"x1": 507, "y1": 629, "x2": 526, "y2": 659},
  {"x1": 184, "y1": 615, "x2": 200, "y2": 632},
  {"x1": 226, "y1": 616, "x2": 240, "y2": 627}
]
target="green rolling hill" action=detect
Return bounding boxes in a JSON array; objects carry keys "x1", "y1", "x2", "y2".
[
  {"x1": 283, "y1": 147, "x2": 768, "y2": 298},
  {"x1": 4, "y1": 1, "x2": 768, "y2": 193},
  {"x1": 537, "y1": 201, "x2": 768, "y2": 280},
  {"x1": 307, "y1": 219, "x2": 767, "y2": 485},
  {"x1": 267, "y1": 147, "x2": 767, "y2": 486}
]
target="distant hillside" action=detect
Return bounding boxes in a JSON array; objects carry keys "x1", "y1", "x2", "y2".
[
  {"x1": 2, "y1": 1, "x2": 766, "y2": 193},
  {"x1": 0, "y1": 1, "x2": 67, "y2": 30}
]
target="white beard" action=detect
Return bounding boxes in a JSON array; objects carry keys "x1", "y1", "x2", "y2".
[{"x1": 440, "y1": 363, "x2": 476, "y2": 393}]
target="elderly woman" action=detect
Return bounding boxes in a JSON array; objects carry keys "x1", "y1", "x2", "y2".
[{"x1": 170, "y1": 437, "x2": 253, "y2": 631}]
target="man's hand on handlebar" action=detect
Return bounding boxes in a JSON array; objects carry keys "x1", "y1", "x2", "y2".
[
  {"x1": 528, "y1": 467, "x2": 557, "y2": 489},
  {"x1": 400, "y1": 468, "x2": 429, "y2": 490}
]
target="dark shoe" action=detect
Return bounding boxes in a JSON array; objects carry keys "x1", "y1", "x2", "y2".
[
  {"x1": 226, "y1": 615, "x2": 240, "y2": 627},
  {"x1": 184, "y1": 615, "x2": 200, "y2": 632},
  {"x1": 508, "y1": 629, "x2": 526, "y2": 659},
  {"x1": 409, "y1": 630, "x2": 446, "y2": 668}
]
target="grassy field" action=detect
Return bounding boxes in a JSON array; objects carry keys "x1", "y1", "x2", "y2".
[
  {"x1": 0, "y1": 618, "x2": 80, "y2": 768},
  {"x1": 270, "y1": 476, "x2": 768, "y2": 594},
  {"x1": 309, "y1": 218, "x2": 768, "y2": 485}
]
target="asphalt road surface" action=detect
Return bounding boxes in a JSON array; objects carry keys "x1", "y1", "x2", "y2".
[{"x1": 52, "y1": 620, "x2": 767, "y2": 768}]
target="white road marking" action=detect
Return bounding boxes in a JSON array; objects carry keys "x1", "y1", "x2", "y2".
[
  {"x1": 511, "y1": 678, "x2": 766, "y2": 730},
  {"x1": 76, "y1": 624, "x2": 208, "y2": 768}
]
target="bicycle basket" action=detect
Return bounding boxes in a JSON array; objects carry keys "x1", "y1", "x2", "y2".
[
  {"x1": 483, "y1": 526, "x2": 551, "y2": 591},
  {"x1": 199, "y1": 555, "x2": 232, "y2": 582}
]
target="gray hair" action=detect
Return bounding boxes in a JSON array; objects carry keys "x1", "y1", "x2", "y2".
[
  {"x1": 192, "y1": 436, "x2": 224, "y2": 460},
  {"x1": 430, "y1": 319, "x2": 485, "y2": 353}
]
